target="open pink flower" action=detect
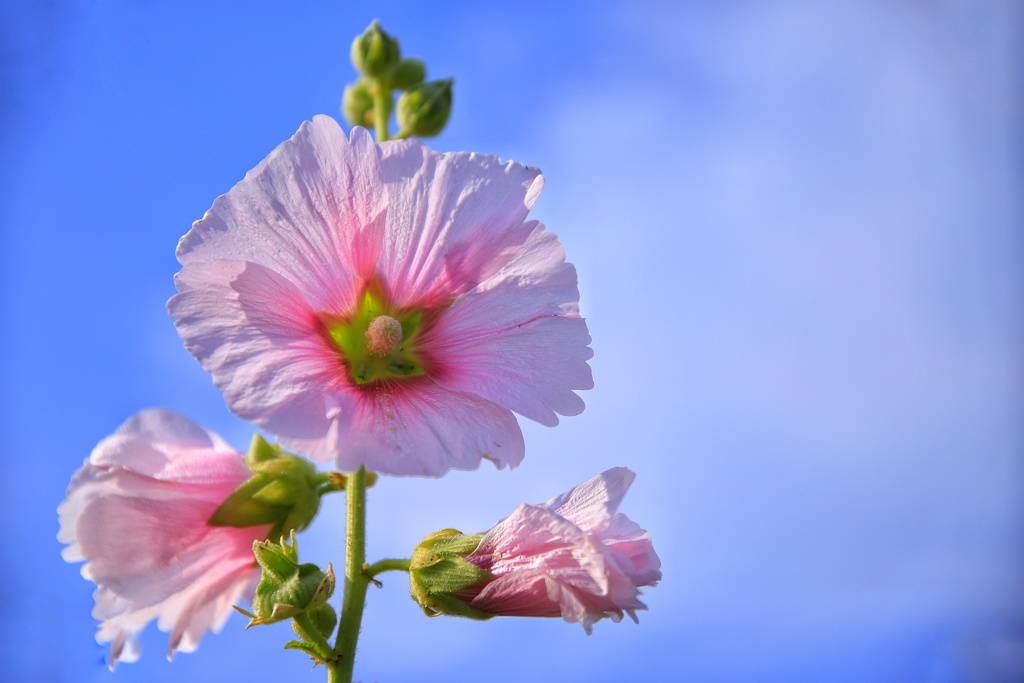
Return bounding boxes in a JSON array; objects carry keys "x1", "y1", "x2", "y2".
[
  {"x1": 169, "y1": 116, "x2": 592, "y2": 476},
  {"x1": 459, "y1": 467, "x2": 661, "y2": 632},
  {"x1": 58, "y1": 410, "x2": 267, "y2": 666}
]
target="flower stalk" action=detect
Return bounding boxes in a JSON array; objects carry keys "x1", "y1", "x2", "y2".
[
  {"x1": 366, "y1": 558, "x2": 411, "y2": 577},
  {"x1": 329, "y1": 466, "x2": 370, "y2": 683},
  {"x1": 372, "y1": 84, "x2": 392, "y2": 142}
]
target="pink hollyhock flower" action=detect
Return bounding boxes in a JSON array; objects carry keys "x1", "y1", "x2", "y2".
[
  {"x1": 169, "y1": 116, "x2": 592, "y2": 476},
  {"x1": 58, "y1": 409, "x2": 267, "y2": 666},
  {"x1": 459, "y1": 467, "x2": 661, "y2": 632}
]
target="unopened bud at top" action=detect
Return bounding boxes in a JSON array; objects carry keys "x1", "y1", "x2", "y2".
[
  {"x1": 342, "y1": 80, "x2": 374, "y2": 128},
  {"x1": 350, "y1": 20, "x2": 401, "y2": 79},
  {"x1": 391, "y1": 58, "x2": 426, "y2": 91},
  {"x1": 396, "y1": 79, "x2": 453, "y2": 138}
]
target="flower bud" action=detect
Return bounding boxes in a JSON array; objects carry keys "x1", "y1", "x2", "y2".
[
  {"x1": 396, "y1": 79, "x2": 453, "y2": 138},
  {"x1": 409, "y1": 469, "x2": 662, "y2": 633},
  {"x1": 241, "y1": 532, "x2": 336, "y2": 627},
  {"x1": 350, "y1": 20, "x2": 400, "y2": 79},
  {"x1": 342, "y1": 80, "x2": 375, "y2": 128},
  {"x1": 207, "y1": 434, "x2": 332, "y2": 541},
  {"x1": 390, "y1": 58, "x2": 426, "y2": 91},
  {"x1": 408, "y1": 528, "x2": 493, "y2": 619}
]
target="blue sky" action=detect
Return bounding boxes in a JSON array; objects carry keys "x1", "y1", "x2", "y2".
[{"x1": 2, "y1": 1, "x2": 1022, "y2": 681}]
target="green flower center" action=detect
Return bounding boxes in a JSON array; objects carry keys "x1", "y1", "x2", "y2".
[{"x1": 326, "y1": 287, "x2": 426, "y2": 385}]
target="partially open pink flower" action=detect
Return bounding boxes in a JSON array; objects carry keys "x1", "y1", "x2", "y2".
[
  {"x1": 169, "y1": 116, "x2": 592, "y2": 476},
  {"x1": 458, "y1": 467, "x2": 661, "y2": 632},
  {"x1": 58, "y1": 410, "x2": 267, "y2": 666}
]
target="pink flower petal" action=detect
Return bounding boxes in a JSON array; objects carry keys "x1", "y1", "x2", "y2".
[
  {"x1": 305, "y1": 380, "x2": 525, "y2": 476},
  {"x1": 467, "y1": 502, "x2": 650, "y2": 632},
  {"x1": 541, "y1": 467, "x2": 636, "y2": 533},
  {"x1": 455, "y1": 468, "x2": 661, "y2": 631},
  {"x1": 422, "y1": 224, "x2": 593, "y2": 426},
  {"x1": 58, "y1": 410, "x2": 267, "y2": 665},
  {"x1": 376, "y1": 139, "x2": 545, "y2": 308},
  {"x1": 479, "y1": 504, "x2": 609, "y2": 589},
  {"x1": 170, "y1": 260, "x2": 345, "y2": 457},
  {"x1": 177, "y1": 117, "x2": 386, "y2": 314},
  {"x1": 596, "y1": 514, "x2": 664, "y2": 588}
]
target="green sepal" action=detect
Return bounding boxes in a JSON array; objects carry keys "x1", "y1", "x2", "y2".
[
  {"x1": 284, "y1": 640, "x2": 329, "y2": 667},
  {"x1": 413, "y1": 555, "x2": 491, "y2": 594},
  {"x1": 245, "y1": 432, "x2": 280, "y2": 466},
  {"x1": 408, "y1": 528, "x2": 493, "y2": 620},
  {"x1": 206, "y1": 475, "x2": 290, "y2": 527},
  {"x1": 417, "y1": 592, "x2": 493, "y2": 620},
  {"x1": 420, "y1": 529, "x2": 488, "y2": 557},
  {"x1": 285, "y1": 606, "x2": 340, "y2": 666},
  {"x1": 396, "y1": 79, "x2": 453, "y2": 138},
  {"x1": 233, "y1": 604, "x2": 258, "y2": 623},
  {"x1": 208, "y1": 435, "x2": 334, "y2": 541},
  {"x1": 252, "y1": 533, "x2": 299, "y2": 581}
]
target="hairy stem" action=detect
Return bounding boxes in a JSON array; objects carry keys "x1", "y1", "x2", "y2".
[
  {"x1": 327, "y1": 466, "x2": 369, "y2": 683},
  {"x1": 373, "y1": 83, "x2": 392, "y2": 142},
  {"x1": 365, "y1": 558, "x2": 411, "y2": 577}
]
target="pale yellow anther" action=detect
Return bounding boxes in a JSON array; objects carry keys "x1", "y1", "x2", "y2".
[{"x1": 365, "y1": 315, "x2": 403, "y2": 357}]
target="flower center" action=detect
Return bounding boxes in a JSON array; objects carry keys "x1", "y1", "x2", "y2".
[
  {"x1": 365, "y1": 315, "x2": 403, "y2": 357},
  {"x1": 325, "y1": 287, "x2": 426, "y2": 386}
]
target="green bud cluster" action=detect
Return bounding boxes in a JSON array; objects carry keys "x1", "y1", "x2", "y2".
[
  {"x1": 343, "y1": 20, "x2": 453, "y2": 140},
  {"x1": 207, "y1": 434, "x2": 340, "y2": 541},
  {"x1": 409, "y1": 528, "x2": 493, "y2": 619},
  {"x1": 247, "y1": 534, "x2": 336, "y2": 626},
  {"x1": 236, "y1": 534, "x2": 339, "y2": 665}
]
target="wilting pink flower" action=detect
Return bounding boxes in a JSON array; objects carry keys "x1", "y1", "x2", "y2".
[
  {"x1": 459, "y1": 467, "x2": 661, "y2": 632},
  {"x1": 58, "y1": 410, "x2": 267, "y2": 666},
  {"x1": 169, "y1": 116, "x2": 592, "y2": 476}
]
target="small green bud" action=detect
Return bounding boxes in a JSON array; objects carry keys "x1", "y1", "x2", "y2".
[
  {"x1": 390, "y1": 58, "x2": 426, "y2": 91},
  {"x1": 409, "y1": 528, "x2": 493, "y2": 620},
  {"x1": 350, "y1": 20, "x2": 401, "y2": 79},
  {"x1": 396, "y1": 79, "x2": 453, "y2": 138},
  {"x1": 240, "y1": 532, "x2": 336, "y2": 628},
  {"x1": 299, "y1": 602, "x2": 337, "y2": 641},
  {"x1": 251, "y1": 534, "x2": 300, "y2": 581},
  {"x1": 207, "y1": 435, "x2": 332, "y2": 541},
  {"x1": 342, "y1": 80, "x2": 375, "y2": 128}
]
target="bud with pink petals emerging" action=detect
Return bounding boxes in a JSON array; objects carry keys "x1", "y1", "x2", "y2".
[{"x1": 409, "y1": 468, "x2": 661, "y2": 632}]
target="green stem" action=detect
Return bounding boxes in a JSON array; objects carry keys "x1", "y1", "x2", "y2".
[
  {"x1": 328, "y1": 466, "x2": 369, "y2": 683},
  {"x1": 373, "y1": 83, "x2": 392, "y2": 142},
  {"x1": 365, "y1": 558, "x2": 411, "y2": 577}
]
